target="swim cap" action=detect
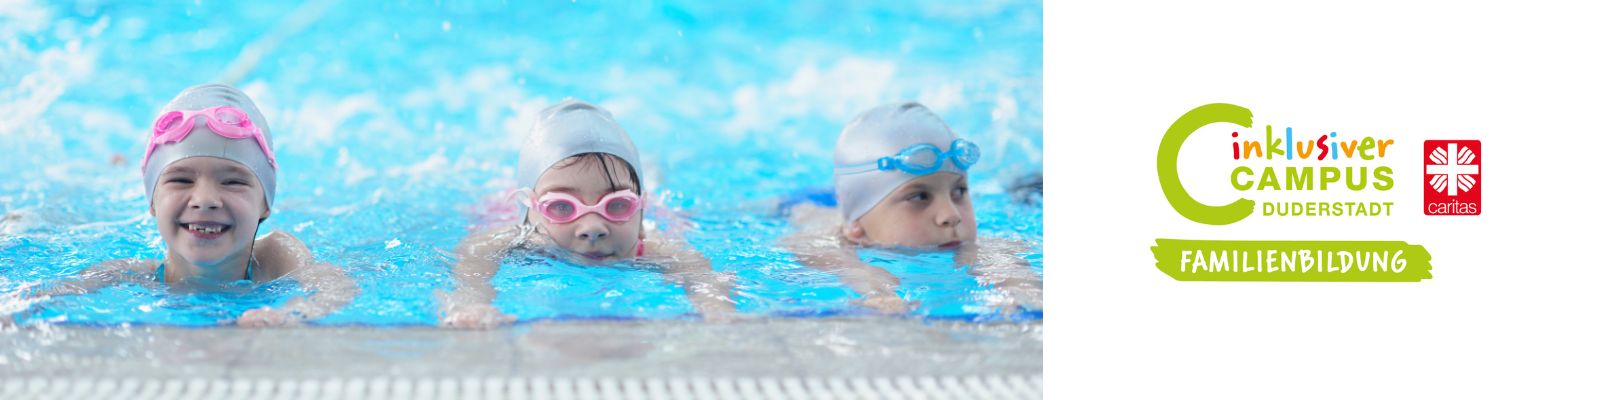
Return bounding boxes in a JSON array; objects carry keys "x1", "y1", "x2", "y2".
[
  {"x1": 142, "y1": 83, "x2": 277, "y2": 210},
  {"x1": 516, "y1": 99, "x2": 643, "y2": 190},
  {"x1": 833, "y1": 102, "x2": 966, "y2": 224}
]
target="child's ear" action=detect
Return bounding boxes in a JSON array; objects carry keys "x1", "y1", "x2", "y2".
[
  {"x1": 259, "y1": 207, "x2": 271, "y2": 223},
  {"x1": 843, "y1": 222, "x2": 869, "y2": 244}
]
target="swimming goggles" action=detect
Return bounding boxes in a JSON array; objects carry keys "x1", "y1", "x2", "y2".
[
  {"x1": 535, "y1": 190, "x2": 643, "y2": 224},
  {"x1": 834, "y1": 139, "x2": 980, "y2": 176},
  {"x1": 141, "y1": 105, "x2": 277, "y2": 170}
]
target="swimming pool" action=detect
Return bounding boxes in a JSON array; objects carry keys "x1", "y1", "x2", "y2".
[{"x1": 2, "y1": 0, "x2": 1042, "y2": 396}]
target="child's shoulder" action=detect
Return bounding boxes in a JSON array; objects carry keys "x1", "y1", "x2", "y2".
[
  {"x1": 252, "y1": 230, "x2": 312, "y2": 279},
  {"x1": 785, "y1": 203, "x2": 842, "y2": 232},
  {"x1": 256, "y1": 231, "x2": 310, "y2": 256},
  {"x1": 91, "y1": 258, "x2": 159, "y2": 275},
  {"x1": 460, "y1": 223, "x2": 547, "y2": 253},
  {"x1": 978, "y1": 236, "x2": 1034, "y2": 253},
  {"x1": 257, "y1": 230, "x2": 305, "y2": 246}
]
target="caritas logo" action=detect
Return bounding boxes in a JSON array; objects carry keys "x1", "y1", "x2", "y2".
[{"x1": 1423, "y1": 140, "x2": 1481, "y2": 215}]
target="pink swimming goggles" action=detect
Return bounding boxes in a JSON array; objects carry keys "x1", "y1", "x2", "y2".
[
  {"x1": 140, "y1": 105, "x2": 277, "y2": 170},
  {"x1": 535, "y1": 190, "x2": 643, "y2": 224}
]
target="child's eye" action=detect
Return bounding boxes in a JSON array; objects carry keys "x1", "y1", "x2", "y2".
[
  {"x1": 953, "y1": 186, "x2": 968, "y2": 200},
  {"x1": 605, "y1": 199, "x2": 631, "y2": 215},
  {"x1": 905, "y1": 191, "x2": 930, "y2": 202},
  {"x1": 224, "y1": 180, "x2": 249, "y2": 186},
  {"x1": 164, "y1": 178, "x2": 193, "y2": 184},
  {"x1": 547, "y1": 202, "x2": 575, "y2": 218}
]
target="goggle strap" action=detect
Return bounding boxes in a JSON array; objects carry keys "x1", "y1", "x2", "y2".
[
  {"x1": 833, "y1": 161, "x2": 882, "y2": 176},
  {"x1": 513, "y1": 188, "x2": 535, "y2": 209}
]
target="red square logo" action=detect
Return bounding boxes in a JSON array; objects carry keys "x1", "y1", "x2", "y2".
[{"x1": 1423, "y1": 140, "x2": 1481, "y2": 215}]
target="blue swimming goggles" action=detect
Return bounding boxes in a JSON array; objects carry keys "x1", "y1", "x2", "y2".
[{"x1": 835, "y1": 139, "x2": 980, "y2": 176}]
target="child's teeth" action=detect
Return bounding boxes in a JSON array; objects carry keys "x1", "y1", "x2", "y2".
[{"x1": 188, "y1": 224, "x2": 223, "y2": 233}]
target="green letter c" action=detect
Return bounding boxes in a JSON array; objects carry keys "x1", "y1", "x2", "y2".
[{"x1": 1157, "y1": 103, "x2": 1255, "y2": 225}]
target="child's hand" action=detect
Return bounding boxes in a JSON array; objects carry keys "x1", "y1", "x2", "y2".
[
  {"x1": 833, "y1": 265, "x2": 911, "y2": 313},
  {"x1": 236, "y1": 306, "x2": 304, "y2": 328},
  {"x1": 0, "y1": 292, "x2": 17, "y2": 328},
  {"x1": 839, "y1": 266, "x2": 901, "y2": 294},
  {"x1": 696, "y1": 299, "x2": 738, "y2": 322},
  {"x1": 998, "y1": 284, "x2": 1043, "y2": 310},
  {"x1": 855, "y1": 294, "x2": 914, "y2": 314},
  {"x1": 441, "y1": 303, "x2": 515, "y2": 329}
]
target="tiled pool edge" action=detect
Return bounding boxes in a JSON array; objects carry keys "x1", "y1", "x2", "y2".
[
  {"x1": 0, "y1": 374, "x2": 1043, "y2": 399},
  {"x1": 3, "y1": 319, "x2": 1042, "y2": 397}
]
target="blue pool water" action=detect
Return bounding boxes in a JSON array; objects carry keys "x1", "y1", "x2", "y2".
[{"x1": 0, "y1": 0, "x2": 1043, "y2": 326}]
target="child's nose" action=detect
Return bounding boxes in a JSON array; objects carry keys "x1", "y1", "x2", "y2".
[
  {"x1": 934, "y1": 197, "x2": 963, "y2": 227},
  {"x1": 574, "y1": 216, "x2": 611, "y2": 242},
  {"x1": 188, "y1": 182, "x2": 223, "y2": 210},
  {"x1": 935, "y1": 211, "x2": 962, "y2": 227}
]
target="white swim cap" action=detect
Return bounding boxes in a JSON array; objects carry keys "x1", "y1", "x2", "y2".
[
  {"x1": 516, "y1": 99, "x2": 643, "y2": 190},
  {"x1": 833, "y1": 102, "x2": 969, "y2": 223},
  {"x1": 141, "y1": 83, "x2": 277, "y2": 211}
]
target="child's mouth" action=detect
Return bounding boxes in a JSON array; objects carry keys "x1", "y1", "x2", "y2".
[
  {"x1": 939, "y1": 240, "x2": 962, "y2": 249},
  {"x1": 182, "y1": 222, "x2": 232, "y2": 239}
]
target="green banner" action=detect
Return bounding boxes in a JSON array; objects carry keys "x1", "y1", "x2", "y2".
[{"x1": 1152, "y1": 239, "x2": 1431, "y2": 282}]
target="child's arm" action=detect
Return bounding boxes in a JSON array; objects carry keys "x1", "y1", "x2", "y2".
[
  {"x1": 956, "y1": 238, "x2": 1044, "y2": 312},
  {"x1": 782, "y1": 231, "x2": 911, "y2": 313},
  {"x1": 2, "y1": 259, "x2": 155, "y2": 327},
  {"x1": 436, "y1": 225, "x2": 523, "y2": 328},
  {"x1": 645, "y1": 234, "x2": 736, "y2": 320},
  {"x1": 781, "y1": 205, "x2": 910, "y2": 313},
  {"x1": 236, "y1": 231, "x2": 359, "y2": 327}
]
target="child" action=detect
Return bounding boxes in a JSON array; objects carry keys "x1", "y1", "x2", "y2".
[
  {"x1": 782, "y1": 102, "x2": 1043, "y2": 314},
  {"x1": 1, "y1": 84, "x2": 355, "y2": 328},
  {"x1": 439, "y1": 99, "x2": 735, "y2": 328}
]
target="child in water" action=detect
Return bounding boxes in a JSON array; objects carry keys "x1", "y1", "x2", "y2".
[
  {"x1": 2, "y1": 84, "x2": 356, "y2": 328},
  {"x1": 439, "y1": 99, "x2": 735, "y2": 328},
  {"x1": 782, "y1": 102, "x2": 1043, "y2": 314}
]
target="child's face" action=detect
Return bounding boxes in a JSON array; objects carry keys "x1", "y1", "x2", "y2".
[
  {"x1": 528, "y1": 155, "x2": 643, "y2": 264},
  {"x1": 149, "y1": 157, "x2": 269, "y2": 267},
  {"x1": 847, "y1": 172, "x2": 977, "y2": 249}
]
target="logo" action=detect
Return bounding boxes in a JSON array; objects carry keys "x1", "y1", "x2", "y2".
[
  {"x1": 1152, "y1": 103, "x2": 1432, "y2": 282},
  {"x1": 1156, "y1": 103, "x2": 1397, "y2": 226},
  {"x1": 1422, "y1": 140, "x2": 1481, "y2": 215}
]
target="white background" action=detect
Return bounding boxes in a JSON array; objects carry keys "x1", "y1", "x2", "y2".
[{"x1": 1049, "y1": 1, "x2": 1600, "y2": 398}]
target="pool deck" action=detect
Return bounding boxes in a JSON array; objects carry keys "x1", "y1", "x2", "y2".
[{"x1": 2, "y1": 319, "x2": 1042, "y2": 398}]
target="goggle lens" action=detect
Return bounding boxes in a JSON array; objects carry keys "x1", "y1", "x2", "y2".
[
  {"x1": 951, "y1": 140, "x2": 980, "y2": 168},
  {"x1": 213, "y1": 108, "x2": 244, "y2": 125},
  {"x1": 546, "y1": 201, "x2": 577, "y2": 220},
  {"x1": 154, "y1": 112, "x2": 184, "y2": 136},
  {"x1": 604, "y1": 197, "x2": 634, "y2": 218},
  {"x1": 899, "y1": 145, "x2": 942, "y2": 170}
]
